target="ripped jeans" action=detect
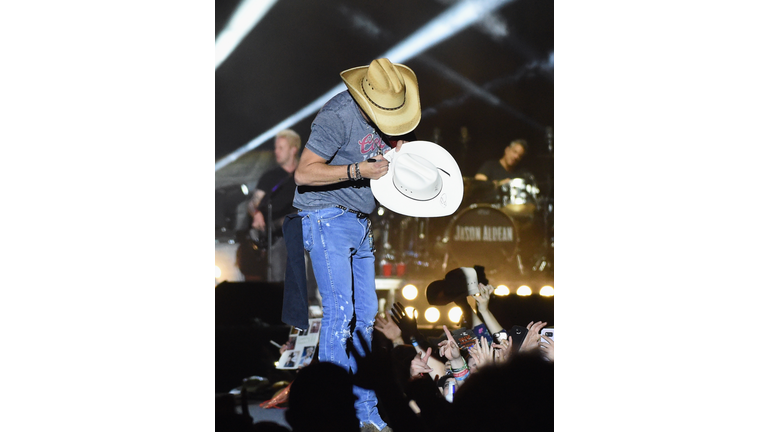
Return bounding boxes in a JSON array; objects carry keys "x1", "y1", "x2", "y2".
[{"x1": 299, "y1": 207, "x2": 385, "y2": 429}]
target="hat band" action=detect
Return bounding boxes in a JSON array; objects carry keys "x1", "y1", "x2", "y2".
[{"x1": 360, "y1": 77, "x2": 406, "y2": 111}]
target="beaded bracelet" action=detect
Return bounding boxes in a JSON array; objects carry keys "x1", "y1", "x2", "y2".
[{"x1": 354, "y1": 162, "x2": 362, "y2": 180}]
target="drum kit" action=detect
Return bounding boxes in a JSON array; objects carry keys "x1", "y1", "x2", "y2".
[{"x1": 371, "y1": 169, "x2": 553, "y2": 280}]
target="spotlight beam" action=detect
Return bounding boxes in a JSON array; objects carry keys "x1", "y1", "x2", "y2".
[
  {"x1": 415, "y1": 55, "x2": 546, "y2": 130},
  {"x1": 215, "y1": 0, "x2": 280, "y2": 69},
  {"x1": 216, "y1": 0, "x2": 515, "y2": 171}
]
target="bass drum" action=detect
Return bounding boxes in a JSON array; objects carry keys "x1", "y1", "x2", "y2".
[{"x1": 441, "y1": 204, "x2": 518, "y2": 274}]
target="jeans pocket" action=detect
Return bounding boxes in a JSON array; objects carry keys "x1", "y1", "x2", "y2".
[
  {"x1": 301, "y1": 215, "x2": 313, "y2": 252},
  {"x1": 317, "y1": 207, "x2": 345, "y2": 223}
]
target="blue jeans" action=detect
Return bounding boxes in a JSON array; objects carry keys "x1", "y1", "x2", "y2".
[{"x1": 300, "y1": 207, "x2": 386, "y2": 429}]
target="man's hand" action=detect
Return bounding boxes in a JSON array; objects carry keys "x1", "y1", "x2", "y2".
[
  {"x1": 519, "y1": 321, "x2": 547, "y2": 353},
  {"x1": 251, "y1": 210, "x2": 266, "y2": 231},
  {"x1": 360, "y1": 155, "x2": 389, "y2": 180}
]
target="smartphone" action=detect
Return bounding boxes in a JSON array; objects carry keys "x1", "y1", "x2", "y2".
[
  {"x1": 510, "y1": 325, "x2": 528, "y2": 351},
  {"x1": 540, "y1": 327, "x2": 554, "y2": 343},
  {"x1": 452, "y1": 328, "x2": 478, "y2": 352}
]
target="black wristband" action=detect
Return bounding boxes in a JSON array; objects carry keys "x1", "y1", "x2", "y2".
[{"x1": 347, "y1": 164, "x2": 352, "y2": 180}]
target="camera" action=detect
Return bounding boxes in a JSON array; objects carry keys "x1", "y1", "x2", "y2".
[{"x1": 540, "y1": 327, "x2": 554, "y2": 342}]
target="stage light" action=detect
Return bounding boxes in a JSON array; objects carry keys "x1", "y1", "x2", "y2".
[
  {"x1": 516, "y1": 285, "x2": 532, "y2": 296},
  {"x1": 402, "y1": 284, "x2": 418, "y2": 300},
  {"x1": 405, "y1": 306, "x2": 417, "y2": 319},
  {"x1": 494, "y1": 285, "x2": 511, "y2": 296},
  {"x1": 448, "y1": 306, "x2": 463, "y2": 323},
  {"x1": 424, "y1": 307, "x2": 440, "y2": 323},
  {"x1": 215, "y1": 265, "x2": 222, "y2": 279},
  {"x1": 216, "y1": 0, "x2": 280, "y2": 69},
  {"x1": 215, "y1": 0, "x2": 515, "y2": 171},
  {"x1": 540, "y1": 285, "x2": 554, "y2": 297},
  {"x1": 377, "y1": 207, "x2": 385, "y2": 216},
  {"x1": 241, "y1": 184, "x2": 249, "y2": 195}
]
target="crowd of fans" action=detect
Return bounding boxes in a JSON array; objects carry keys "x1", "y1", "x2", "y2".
[{"x1": 217, "y1": 279, "x2": 554, "y2": 431}]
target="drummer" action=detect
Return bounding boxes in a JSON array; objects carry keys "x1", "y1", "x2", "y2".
[{"x1": 474, "y1": 138, "x2": 530, "y2": 186}]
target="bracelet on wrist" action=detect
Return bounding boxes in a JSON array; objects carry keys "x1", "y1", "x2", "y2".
[
  {"x1": 347, "y1": 164, "x2": 352, "y2": 180},
  {"x1": 453, "y1": 368, "x2": 469, "y2": 378},
  {"x1": 454, "y1": 370, "x2": 470, "y2": 381},
  {"x1": 354, "y1": 162, "x2": 362, "y2": 180},
  {"x1": 450, "y1": 357, "x2": 468, "y2": 372}
]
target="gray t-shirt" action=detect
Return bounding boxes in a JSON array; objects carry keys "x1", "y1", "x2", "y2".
[{"x1": 293, "y1": 91, "x2": 389, "y2": 215}]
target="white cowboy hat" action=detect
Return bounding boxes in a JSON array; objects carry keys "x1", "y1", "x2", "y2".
[
  {"x1": 340, "y1": 58, "x2": 421, "y2": 136},
  {"x1": 370, "y1": 141, "x2": 463, "y2": 217}
]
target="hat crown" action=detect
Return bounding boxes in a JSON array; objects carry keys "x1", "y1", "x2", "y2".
[
  {"x1": 362, "y1": 59, "x2": 406, "y2": 110},
  {"x1": 392, "y1": 153, "x2": 443, "y2": 201}
]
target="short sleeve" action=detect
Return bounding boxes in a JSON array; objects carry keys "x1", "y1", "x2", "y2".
[
  {"x1": 304, "y1": 108, "x2": 347, "y2": 161},
  {"x1": 476, "y1": 160, "x2": 494, "y2": 177}
]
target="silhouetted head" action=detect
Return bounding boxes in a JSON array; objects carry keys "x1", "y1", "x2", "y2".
[
  {"x1": 253, "y1": 421, "x2": 290, "y2": 432},
  {"x1": 453, "y1": 352, "x2": 553, "y2": 430},
  {"x1": 285, "y1": 362, "x2": 359, "y2": 432}
]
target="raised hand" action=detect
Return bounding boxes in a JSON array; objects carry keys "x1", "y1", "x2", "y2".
[
  {"x1": 519, "y1": 321, "x2": 547, "y2": 353},
  {"x1": 374, "y1": 312, "x2": 403, "y2": 343},
  {"x1": 540, "y1": 335, "x2": 554, "y2": 362},
  {"x1": 349, "y1": 329, "x2": 391, "y2": 391},
  {"x1": 474, "y1": 283, "x2": 494, "y2": 312},
  {"x1": 409, "y1": 347, "x2": 434, "y2": 378},
  {"x1": 468, "y1": 335, "x2": 494, "y2": 370},
  {"x1": 390, "y1": 302, "x2": 420, "y2": 343},
  {"x1": 492, "y1": 335, "x2": 514, "y2": 363},
  {"x1": 437, "y1": 325, "x2": 461, "y2": 362}
]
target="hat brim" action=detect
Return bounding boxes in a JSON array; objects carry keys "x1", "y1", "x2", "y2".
[
  {"x1": 370, "y1": 141, "x2": 464, "y2": 218},
  {"x1": 426, "y1": 280, "x2": 465, "y2": 306},
  {"x1": 340, "y1": 63, "x2": 421, "y2": 136}
]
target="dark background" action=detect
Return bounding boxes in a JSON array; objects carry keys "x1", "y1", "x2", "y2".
[{"x1": 215, "y1": 0, "x2": 553, "y2": 186}]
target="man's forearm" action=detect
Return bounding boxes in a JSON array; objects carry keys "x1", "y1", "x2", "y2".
[{"x1": 295, "y1": 162, "x2": 353, "y2": 186}]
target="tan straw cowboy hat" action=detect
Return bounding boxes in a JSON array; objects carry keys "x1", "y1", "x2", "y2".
[{"x1": 340, "y1": 58, "x2": 421, "y2": 136}]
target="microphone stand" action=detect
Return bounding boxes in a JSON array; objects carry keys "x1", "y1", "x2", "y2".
[
  {"x1": 267, "y1": 201, "x2": 273, "y2": 281},
  {"x1": 533, "y1": 127, "x2": 554, "y2": 274}
]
